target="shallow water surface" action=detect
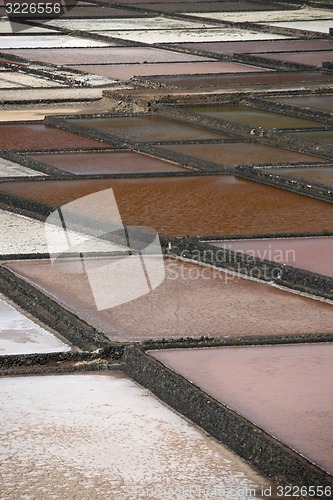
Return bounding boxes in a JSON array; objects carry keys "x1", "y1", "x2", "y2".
[
  {"x1": 1, "y1": 175, "x2": 333, "y2": 236},
  {"x1": 183, "y1": 104, "x2": 327, "y2": 129},
  {"x1": 212, "y1": 236, "x2": 333, "y2": 278},
  {"x1": 27, "y1": 151, "x2": 188, "y2": 174},
  {"x1": 68, "y1": 116, "x2": 227, "y2": 142},
  {"x1": 150, "y1": 343, "x2": 333, "y2": 475}
]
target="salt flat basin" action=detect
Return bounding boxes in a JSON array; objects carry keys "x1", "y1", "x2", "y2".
[
  {"x1": 254, "y1": 51, "x2": 333, "y2": 68},
  {"x1": 0, "y1": 71, "x2": 64, "y2": 88},
  {"x1": 0, "y1": 372, "x2": 271, "y2": 498},
  {"x1": 0, "y1": 35, "x2": 110, "y2": 49},
  {"x1": 258, "y1": 20, "x2": 333, "y2": 34},
  {"x1": 40, "y1": 16, "x2": 218, "y2": 31},
  {"x1": 148, "y1": 71, "x2": 333, "y2": 89},
  {"x1": 0, "y1": 157, "x2": 43, "y2": 177},
  {"x1": 93, "y1": 28, "x2": 290, "y2": 44},
  {"x1": 0, "y1": 209, "x2": 124, "y2": 256},
  {"x1": 186, "y1": 8, "x2": 333, "y2": 23},
  {"x1": 0, "y1": 293, "x2": 70, "y2": 355},
  {"x1": 150, "y1": 343, "x2": 333, "y2": 475}
]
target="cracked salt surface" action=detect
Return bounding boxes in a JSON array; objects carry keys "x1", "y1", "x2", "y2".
[
  {"x1": 0, "y1": 293, "x2": 70, "y2": 355},
  {"x1": 6, "y1": 256, "x2": 333, "y2": 342},
  {"x1": 0, "y1": 372, "x2": 271, "y2": 499}
]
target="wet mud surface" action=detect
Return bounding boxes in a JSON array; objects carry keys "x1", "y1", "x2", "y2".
[
  {"x1": 0, "y1": 124, "x2": 112, "y2": 151},
  {"x1": 5, "y1": 257, "x2": 333, "y2": 343},
  {"x1": 1, "y1": 175, "x2": 333, "y2": 236}
]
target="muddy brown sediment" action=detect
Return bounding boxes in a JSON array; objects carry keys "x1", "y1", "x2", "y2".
[
  {"x1": 0, "y1": 123, "x2": 113, "y2": 151},
  {"x1": 1, "y1": 175, "x2": 333, "y2": 236}
]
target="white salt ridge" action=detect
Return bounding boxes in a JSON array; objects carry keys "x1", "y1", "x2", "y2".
[
  {"x1": 0, "y1": 373, "x2": 271, "y2": 498},
  {"x1": 0, "y1": 294, "x2": 70, "y2": 355},
  {"x1": 0, "y1": 105, "x2": 93, "y2": 122},
  {"x1": 259, "y1": 20, "x2": 333, "y2": 34},
  {"x1": 0, "y1": 78, "x2": 22, "y2": 88},
  {"x1": 0, "y1": 157, "x2": 44, "y2": 177},
  {"x1": 186, "y1": 8, "x2": 333, "y2": 23},
  {"x1": 96, "y1": 29, "x2": 290, "y2": 44},
  {"x1": 0, "y1": 210, "x2": 127, "y2": 255},
  {"x1": 41, "y1": 16, "x2": 217, "y2": 31},
  {"x1": 0, "y1": 20, "x2": 57, "y2": 33},
  {"x1": 0, "y1": 88, "x2": 105, "y2": 103},
  {"x1": 0, "y1": 72, "x2": 65, "y2": 88}
]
